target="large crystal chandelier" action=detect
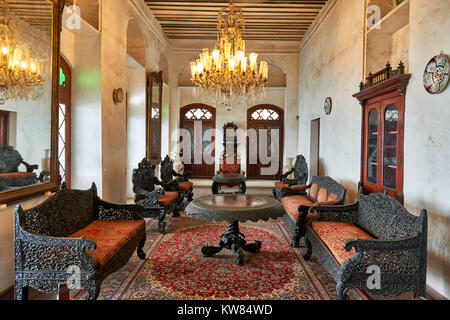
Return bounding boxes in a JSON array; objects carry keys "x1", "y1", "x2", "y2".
[
  {"x1": 190, "y1": 0, "x2": 268, "y2": 111},
  {"x1": 0, "y1": 0, "x2": 44, "y2": 105}
]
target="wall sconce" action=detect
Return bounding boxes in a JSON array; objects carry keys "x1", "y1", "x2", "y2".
[{"x1": 113, "y1": 88, "x2": 124, "y2": 105}]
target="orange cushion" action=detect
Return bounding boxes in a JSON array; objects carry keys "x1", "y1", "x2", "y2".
[
  {"x1": 157, "y1": 191, "x2": 178, "y2": 206},
  {"x1": 309, "y1": 184, "x2": 319, "y2": 199},
  {"x1": 327, "y1": 192, "x2": 339, "y2": 203},
  {"x1": 317, "y1": 188, "x2": 328, "y2": 202},
  {"x1": 178, "y1": 181, "x2": 193, "y2": 192},
  {"x1": 291, "y1": 185, "x2": 309, "y2": 191},
  {"x1": 311, "y1": 221, "x2": 374, "y2": 265},
  {"x1": 275, "y1": 181, "x2": 289, "y2": 189},
  {"x1": 69, "y1": 220, "x2": 145, "y2": 268},
  {"x1": 220, "y1": 164, "x2": 241, "y2": 174},
  {"x1": 0, "y1": 172, "x2": 36, "y2": 180},
  {"x1": 281, "y1": 196, "x2": 314, "y2": 221}
]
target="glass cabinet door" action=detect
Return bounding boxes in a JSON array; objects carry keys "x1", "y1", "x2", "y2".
[
  {"x1": 366, "y1": 109, "x2": 379, "y2": 185},
  {"x1": 382, "y1": 105, "x2": 399, "y2": 190}
]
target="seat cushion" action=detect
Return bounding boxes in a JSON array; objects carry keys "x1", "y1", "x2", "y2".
[
  {"x1": 281, "y1": 196, "x2": 314, "y2": 221},
  {"x1": 311, "y1": 221, "x2": 375, "y2": 265},
  {"x1": 178, "y1": 181, "x2": 193, "y2": 192},
  {"x1": 0, "y1": 172, "x2": 36, "y2": 180},
  {"x1": 157, "y1": 191, "x2": 178, "y2": 206},
  {"x1": 317, "y1": 188, "x2": 328, "y2": 202},
  {"x1": 69, "y1": 219, "x2": 145, "y2": 269}
]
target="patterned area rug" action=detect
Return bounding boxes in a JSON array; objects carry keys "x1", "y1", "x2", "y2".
[{"x1": 73, "y1": 215, "x2": 368, "y2": 300}]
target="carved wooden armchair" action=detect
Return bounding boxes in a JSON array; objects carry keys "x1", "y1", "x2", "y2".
[
  {"x1": 272, "y1": 154, "x2": 309, "y2": 200},
  {"x1": 0, "y1": 145, "x2": 43, "y2": 191},
  {"x1": 132, "y1": 158, "x2": 181, "y2": 233},
  {"x1": 160, "y1": 154, "x2": 194, "y2": 206}
]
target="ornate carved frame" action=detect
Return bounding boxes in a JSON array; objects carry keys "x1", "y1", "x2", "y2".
[
  {"x1": 146, "y1": 71, "x2": 163, "y2": 165},
  {"x1": 0, "y1": 0, "x2": 65, "y2": 205}
]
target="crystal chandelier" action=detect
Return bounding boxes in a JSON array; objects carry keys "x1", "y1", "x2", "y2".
[
  {"x1": 0, "y1": 0, "x2": 44, "y2": 105},
  {"x1": 190, "y1": 0, "x2": 268, "y2": 111}
]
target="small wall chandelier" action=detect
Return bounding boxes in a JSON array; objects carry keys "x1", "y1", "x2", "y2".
[
  {"x1": 190, "y1": 0, "x2": 268, "y2": 111},
  {"x1": 0, "y1": 0, "x2": 44, "y2": 105}
]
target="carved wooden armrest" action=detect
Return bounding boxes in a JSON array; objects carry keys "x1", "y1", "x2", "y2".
[
  {"x1": 22, "y1": 161, "x2": 38, "y2": 172},
  {"x1": 343, "y1": 235, "x2": 420, "y2": 252},
  {"x1": 279, "y1": 186, "x2": 308, "y2": 199},
  {"x1": 309, "y1": 202, "x2": 359, "y2": 223},
  {"x1": 275, "y1": 168, "x2": 294, "y2": 181}
]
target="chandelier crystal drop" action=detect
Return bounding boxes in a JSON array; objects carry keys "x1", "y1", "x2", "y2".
[
  {"x1": 0, "y1": 0, "x2": 45, "y2": 105},
  {"x1": 190, "y1": 0, "x2": 268, "y2": 111}
]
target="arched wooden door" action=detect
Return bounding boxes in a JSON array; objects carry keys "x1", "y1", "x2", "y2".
[
  {"x1": 180, "y1": 104, "x2": 216, "y2": 178},
  {"x1": 247, "y1": 105, "x2": 284, "y2": 179},
  {"x1": 58, "y1": 55, "x2": 72, "y2": 187}
]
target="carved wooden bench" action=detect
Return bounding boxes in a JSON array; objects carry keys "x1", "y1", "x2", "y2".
[
  {"x1": 14, "y1": 183, "x2": 146, "y2": 300},
  {"x1": 280, "y1": 176, "x2": 346, "y2": 247},
  {"x1": 272, "y1": 155, "x2": 308, "y2": 200},
  {"x1": 303, "y1": 190, "x2": 427, "y2": 300},
  {"x1": 132, "y1": 158, "x2": 181, "y2": 234}
]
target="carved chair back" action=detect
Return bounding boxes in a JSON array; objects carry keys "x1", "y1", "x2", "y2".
[
  {"x1": 0, "y1": 145, "x2": 29, "y2": 173},
  {"x1": 356, "y1": 192, "x2": 424, "y2": 239},
  {"x1": 17, "y1": 183, "x2": 97, "y2": 237},
  {"x1": 307, "y1": 176, "x2": 346, "y2": 204},
  {"x1": 292, "y1": 155, "x2": 308, "y2": 185},
  {"x1": 132, "y1": 158, "x2": 159, "y2": 202},
  {"x1": 160, "y1": 155, "x2": 174, "y2": 184}
]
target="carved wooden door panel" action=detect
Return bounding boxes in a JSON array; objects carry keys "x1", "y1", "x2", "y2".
[
  {"x1": 180, "y1": 104, "x2": 216, "y2": 178},
  {"x1": 246, "y1": 105, "x2": 284, "y2": 179}
]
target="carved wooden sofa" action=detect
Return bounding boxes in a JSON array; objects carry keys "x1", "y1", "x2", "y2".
[
  {"x1": 132, "y1": 158, "x2": 181, "y2": 234},
  {"x1": 302, "y1": 190, "x2": 427, "y2": 300},
  {"x1": 280, "y1": 176, "x2": 346, "y2": 247},
  {"x1": 272, "y1": 154, "x2": 308, "y2": 200},
  {"x1": 0, "y1": 145, "x2": 42, "y2": 191},
  {"x1": 14, "y1": 183, "x2": 146, "y2": 300},
  {"x1": 160, "y1": 155, "x2": 193, "y2": 208}
]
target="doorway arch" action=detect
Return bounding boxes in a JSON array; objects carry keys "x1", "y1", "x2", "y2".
[
  {"x1": 180, "y1": 104, "x2": 216, "y2": 178},
  {"x1": 247, "y1": 104, "x2": 284, "y2": 179}
]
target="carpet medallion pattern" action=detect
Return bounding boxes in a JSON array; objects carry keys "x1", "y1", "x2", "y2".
[{"x1": 73, "y1": 216, "x2": 367, "y2": 300}]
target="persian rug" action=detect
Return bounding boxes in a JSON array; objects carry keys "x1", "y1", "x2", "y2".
[{"x1": 72, "y1": 215, "x2": 368, "y2": 300}]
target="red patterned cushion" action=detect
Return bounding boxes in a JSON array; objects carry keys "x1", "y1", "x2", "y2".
[
  {"x1": 327, "y1": 192, "x2": 339, "y2": 203},
  {"x1": 275, "y1": 181, "x2": 289, "y2": 189},
  {"x1": 178, "y1": 181, "x2": 193, "y2": 192},
  {"x1": 69, "y1": 220, "x2": 145, "y2": 268},
  {"x1": 157, "y1": 191, "x2": 178, "y2": 206},
  {"x1": 220, "y1": 164, "x2": 241, "y2": 174},
  {"x1": 0, "y1": 172, "x2": 36, "y2": 180},
  {"x1": 280, "y1": 196, "x2": 314, "y2": 221},
  {"x1": 317, "y1": 188, "x2": 328, "y2": 202},
  {"x1": 311, "y1": 221, "x2": 374, "y2": 265},
  {"x1": 309, "y1": 184, "x2": 319, "y2": 200}
]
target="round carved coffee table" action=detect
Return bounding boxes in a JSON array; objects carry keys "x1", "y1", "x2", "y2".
[
  {"x1": 211, "y1": 173, "x2": 247, "y2": 194},
  {"x1": 185, "y1": 194, "x2": 285, "y2": 265}
]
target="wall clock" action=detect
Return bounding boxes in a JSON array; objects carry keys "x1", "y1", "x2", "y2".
[
  {"x1": 324, "y1": 97, "x2": 332, "y2": 115},
  {"x1": 423, "y1": 53, "x2": 449, "y2": 94}
]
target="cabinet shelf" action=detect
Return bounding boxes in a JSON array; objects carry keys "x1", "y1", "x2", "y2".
[{"x1": 367, "y1": 0, "x2": 410, "y2": 36}]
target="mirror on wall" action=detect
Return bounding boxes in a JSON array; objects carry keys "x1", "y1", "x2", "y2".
[
  {"x1": 0, "y1": 0, "x2": 63, "y2": 204},
  {"x1": 147, "y1": 71, "x2": 162, "y2": 165}
]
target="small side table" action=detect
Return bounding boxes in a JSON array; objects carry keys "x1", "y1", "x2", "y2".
[
  {"x1": 211, "y1": 173, "x2": 247, "y2": 194},
  {"x1": 185, "y1": 194, "x2": 285, "y2": 265}
]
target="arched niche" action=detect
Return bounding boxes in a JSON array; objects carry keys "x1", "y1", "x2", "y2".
[{"x1": 127, "y1": 19, "x2": 146, "y2": 67}]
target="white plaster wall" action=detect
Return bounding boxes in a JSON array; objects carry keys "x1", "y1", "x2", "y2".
[
  {"x1": 298, "y1": 0, "x2": 365, "y2": 201},
  {"x1": 298, "y1": 0, "x2": 450, "y2": 298},
  {"x1": 126, "y1": 66, "x2": 146, "y2": 198},
  {"x1": 403, "y1": 0, "x2": 450, "y2": 299}
]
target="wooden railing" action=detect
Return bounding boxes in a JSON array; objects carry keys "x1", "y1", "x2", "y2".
[{"x1": 360, "y1": 61, "x2": 406, "y2": 91}]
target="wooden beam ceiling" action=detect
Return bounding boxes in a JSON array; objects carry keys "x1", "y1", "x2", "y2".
[
  {"x1": 4, "y1": 0, "x2": 53, "y2": 35},
  {"x1": 145, "y1": 0, "x2": 328, "y2": 41}
]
